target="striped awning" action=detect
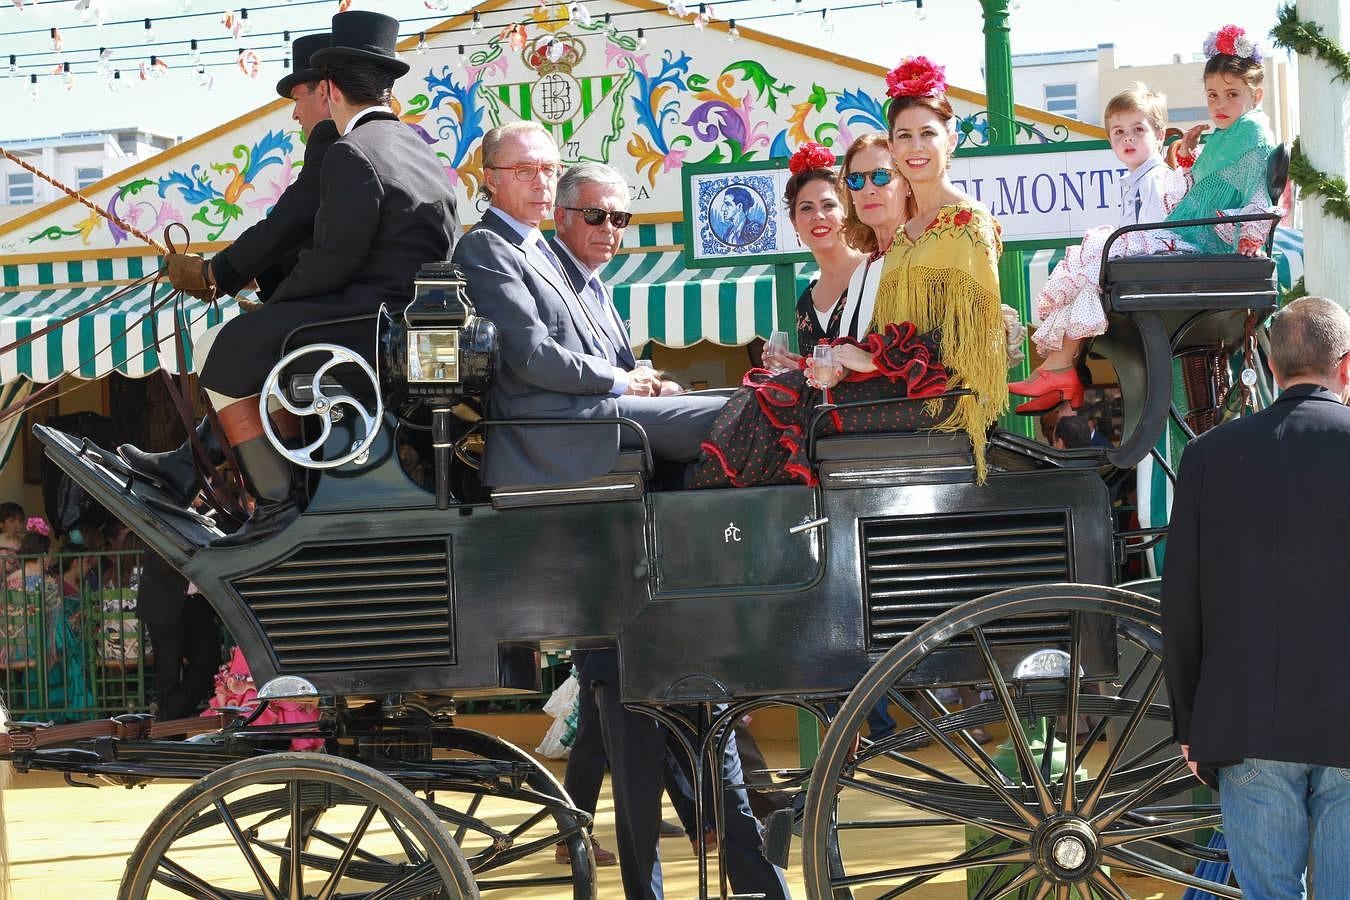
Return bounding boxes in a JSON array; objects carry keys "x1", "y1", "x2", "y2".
[
  {"x1": 606, "y1": 251, "x2": 810, "y2": 348},
  {"x1": 0, "y1": 282, "x2": 241, "y2": 382}
]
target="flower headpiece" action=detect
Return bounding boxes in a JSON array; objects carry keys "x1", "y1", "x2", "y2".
[
  {"x1": 885, "y1": 55, "x2": 947, "y2": 99},
  {"x1": 25, "y1": 516, "x2": 50, "y2": 537},
  {"x1": 788, "y1": 141, "x2": 836, "y2": 175},
  {"x1": 1203, "y1": 25, "x2": 1265, "y2": 63}
]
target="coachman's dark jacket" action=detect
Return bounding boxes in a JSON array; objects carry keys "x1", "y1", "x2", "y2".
[{"x1": 210, "y1": 118, "x2": 339, "y2": 300}]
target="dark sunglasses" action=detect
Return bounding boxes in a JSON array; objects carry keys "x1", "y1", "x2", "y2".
[
  {"x1": 564, "y1": 206, "x2": 633, "y2": 228},
  {"x1": 844, "y1": 168, "x2": 898, "y2": 191}
]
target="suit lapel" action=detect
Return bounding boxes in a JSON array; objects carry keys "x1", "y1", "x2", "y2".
[
  {"x1": 548, "y1": 238, "x2": 634, "y2": 365},
  {"x1": 481, "y1": 210, "x2": 607, "y2": 356}
]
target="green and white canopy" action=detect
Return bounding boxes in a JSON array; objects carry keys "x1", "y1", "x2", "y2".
[{"x1": 0, "y1": 255, "x2": 240, "y2": 383}]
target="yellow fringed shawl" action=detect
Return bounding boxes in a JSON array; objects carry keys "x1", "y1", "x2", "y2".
[{"x1": 871, "y1": 202, "x2": 1006, "y2": 481}]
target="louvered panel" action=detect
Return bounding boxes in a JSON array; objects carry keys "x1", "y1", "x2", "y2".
[
  {"x1": 232, "y1": 539, "x2": 454, "y2": 670},
  {"x1": 862, "y1": 511, "x2": 1071, "y2": 652}
]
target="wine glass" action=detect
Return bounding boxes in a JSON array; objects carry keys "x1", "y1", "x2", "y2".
[
  {"x1": 764, "y1": 330, "x2": 791, "y2": 373},
  {"x1": 811, "y1": 344, "x2": 841, "y2": 388}
]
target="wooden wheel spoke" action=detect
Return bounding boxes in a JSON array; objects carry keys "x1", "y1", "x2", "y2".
[
  {"x1": 919, "y1": 689, "x2": 1011, "y2": 785},
  {"x1": 1032, "y1": 879, "x2": 1054, "y2": 900},
  {"x1": 453, "y1": 792, "x2": 484, "y2": 846},
  {"x1": 314, "y1": 802, "x2": 379, "y2": 900},
  {"x1": 971, "y1": 862, "x2": 1037, "y2": 900},
  {"x1": 838, "y1": 773, "x2": 1032, "y2": 842},
  {"x1": 1078, "y1": 667, "x2": 1166, "y2": 816},
  {"x1": 1061, "y1": 613, "x2": 1083, "y2": 813},
  {"x1": 363, "y1": 861, "x2": 444, "y2": 900},
  {"x1": 889, "y1": 690, "x2": 1042, "y2": 829},
  {"x1": 1103, "y1": 846, "x2": 1242, "y2": 899},
  {"x1": 1100, "y1": 812, "x2": 1225, "y2": 846},
  {"x1": 974, "y1": 628, "x2": 1057, "y2": 817},
  {"x1": 154, "y1": 856, "x2": 232, "y2": 899},
  {"x1": 832, "y1": 844, "x2": 1034, "y2": 888},
  {"x1": 381, "y1": 808, "x2": 427, "y2": 865},
  {"x1": 213, "y1": 798, "x2": 281, "y2": 900},
  {"x1": 1091, "y1": 757, "x2": 1189, "y2": 831},
  {"x1": 286, "y1": 782, "x2": 303, "y2": 900},
  {"x1": 1088, "y1": 869, "x2": 1130, "y2": 900}
]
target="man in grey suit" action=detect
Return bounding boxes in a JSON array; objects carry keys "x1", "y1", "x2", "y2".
[{"x1": 451, "y1": 121, "x2": 722, "y2": 489}]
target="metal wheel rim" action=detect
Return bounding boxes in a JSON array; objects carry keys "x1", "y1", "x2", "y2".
[
  {"x1": 802, "y1": 584, "x2": 1239, "y2": 900},
  {"x1": 120, "y1": 752, "x2": 479, "y2": 900}
]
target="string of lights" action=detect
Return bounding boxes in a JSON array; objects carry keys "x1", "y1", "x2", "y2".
[{"x1": 7, "y1": 0, "x2": 923, "y2": 94}]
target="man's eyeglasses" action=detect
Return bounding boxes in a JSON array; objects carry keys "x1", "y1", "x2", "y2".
[
  {"x1": 487, "y1": 163, "x2": 562, "y2": 182},
  {"x1": 563, "y1": 206, "x2": 633, "y2": 228},
  {"x1": 844, "y1": 168, "x2": 899, "y2": 191}
]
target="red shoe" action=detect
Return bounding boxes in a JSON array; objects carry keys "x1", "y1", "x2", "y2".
[
  {"x1": 555, "y1": 839, "x2": 618, "y2": 866},
  {"x1": 1008, "y1": 367, "x2": 1084, "y2": 414}
]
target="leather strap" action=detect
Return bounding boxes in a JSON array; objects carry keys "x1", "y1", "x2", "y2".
[
  {"x1": 270, "y1": 408, "x2": 301, "y2": 440},
  {"x1": 0, "y1": 712, "x2": 229, "y2": 754}
]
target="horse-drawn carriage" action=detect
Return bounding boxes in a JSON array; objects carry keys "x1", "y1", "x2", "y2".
[{"x1": 3, "y1": 179, "x2": 1287, "y2": 897}]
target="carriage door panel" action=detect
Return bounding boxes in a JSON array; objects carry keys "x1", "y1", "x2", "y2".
[{"x1": 649, "y1": 486, "x2": 823, "y2": 593}]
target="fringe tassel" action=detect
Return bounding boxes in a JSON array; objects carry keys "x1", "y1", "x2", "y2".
[{"x1": 874, "y1": 264, "x2": 1008, "y2": 482}]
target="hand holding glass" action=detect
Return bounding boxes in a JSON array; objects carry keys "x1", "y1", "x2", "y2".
[
  {"x1": 810, "y1": 344, "x2": 843, "y2": 389},
  {"x1": 763, "y1": 331, "x2": 792, "y2": 373}
]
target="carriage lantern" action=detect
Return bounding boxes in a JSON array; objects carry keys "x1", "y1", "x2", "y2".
[{"x1": 380, "y1": 262, "x2": 498, "y2": 507}]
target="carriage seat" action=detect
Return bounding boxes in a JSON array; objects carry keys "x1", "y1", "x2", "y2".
[
  {"x1": 813, "y1": 430, "x2": 973, "y2": 463},
  {"x1": 489, "y1": 449, "x2": 648, "y2": 510},
  {"x1": 1105, "y1": 253, "x2": 1277, "y2": 313},
  {"x1": 1100, "y1": 142, "x2": 1287, "y2": 315}
]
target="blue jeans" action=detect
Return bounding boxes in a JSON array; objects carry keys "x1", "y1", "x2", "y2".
[{"x1": 1218, "y1": 758, "x2": 1350, "y2": 900}]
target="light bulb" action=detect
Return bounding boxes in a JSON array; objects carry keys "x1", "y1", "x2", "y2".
[
  {"x1": 417, "y1": 32, "x2": 428, "y2": 54},
  {"x1": 190, "y1": 39, "x2": 201, "y2": 64},
  {"x1": 143, "y1": 18, "x2": 155, "y2": 43},
  {"x1": 636, "y1": 28, "x2": 647, "y2": 48},
  {"x1": 8, "y1": 55, "x2": 17, "y2": 78},
  {"x1": 239, "y1": 8, "x2": 251, "y2": 36},
  {"x1": 180, "y1": 0, "x2": 192, "y2": 9},
  {"x1": 457, "y1": 45, "x2": 466, "y2": 68},
  {"x1": 470, "y1": 12, "x2": 484, "y2": 34},
  {"x1": 821, "y1": 8, "x2": 834, "y2": 34},
  {"x1": 62, "y1": 61, "x2": 73, "y2": 89},
  {"x1": 727, "y1": 19, "x2": 739, "y2": 40},
  {"x1": 793, "y1": 0, "x2": 803, "y2": 16},
  {"x1": 29, "y1": 74, "x2": 38, "y2": 100}
]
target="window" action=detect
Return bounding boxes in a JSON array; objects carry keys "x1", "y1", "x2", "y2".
[
  {"x1": 1044, "y1": 83, "x2": 1078, "y2": 120},
  {"x1": 117, "y1": 133, "x2": 138, "y2": 154},
  {"x1": 76, "y1": 166, "x2": 103, "y2": 188},
  {"x1": 5, "y1": 173, "x2": 34, "y2": 205}
]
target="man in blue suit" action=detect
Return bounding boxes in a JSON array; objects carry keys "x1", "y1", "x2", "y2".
[{"x1": 451, "y1": 123, "x2": 722, "y2": 490}]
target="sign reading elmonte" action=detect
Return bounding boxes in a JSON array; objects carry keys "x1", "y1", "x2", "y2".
[{"x1": 681, "y1": 140, "x2": 1125, "y2": 267}]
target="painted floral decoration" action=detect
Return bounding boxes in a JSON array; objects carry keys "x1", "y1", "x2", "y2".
[
  {"x1": 1204, "y1": 24, "x2": 1264, "y2": 63},
  {"x1": 885, "y1": 56, "x2": 947, "y2": 99},
  {"x1": 788, "y1": 141, "x2": 836, "y2": 175}
]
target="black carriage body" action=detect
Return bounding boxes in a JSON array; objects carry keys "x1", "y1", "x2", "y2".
[{"x1": 39, "y1": 417, "x2": 1116, "y2": 706}]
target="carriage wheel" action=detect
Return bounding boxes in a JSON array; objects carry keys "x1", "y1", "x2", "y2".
[
  {"x1": 429, "y1": 727, "x2": 595, "y2": 898},
  {"x1": 802, "y1": 584, "x2": 1238, "y2": 900},
  {"x1": 120, "y1": 752, "x2": 479, "y2": 899}
]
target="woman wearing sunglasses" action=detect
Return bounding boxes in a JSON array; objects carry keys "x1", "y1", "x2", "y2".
[{"x1": 689, "y1": 132, "x2": 953, "y2": 489}]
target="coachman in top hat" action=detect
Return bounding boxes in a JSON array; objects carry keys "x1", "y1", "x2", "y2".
[{"x1": 122, "y1": 11, "x2": 460, "y2": 545}]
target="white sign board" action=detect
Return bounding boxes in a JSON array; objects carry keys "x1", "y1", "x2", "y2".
[{"x1": 949, "y1": 144, "x2": 1126, "y2": 244}]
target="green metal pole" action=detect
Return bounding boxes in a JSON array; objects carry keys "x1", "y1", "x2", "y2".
[
  {"x1": 980, "y1": 0, "x2": 1034, "y2": 438},
  {"x1": 773, "y1": 261, "x2": 800, "y2": 352}
]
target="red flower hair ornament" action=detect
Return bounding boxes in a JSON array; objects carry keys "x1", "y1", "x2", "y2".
[
  {"x1": 1203, "y1": 24, "x2": 1264, "y2": 63},
  {"x1": 885, "y1": 55, "x2": 947, "y2": 99},
  {"x1": 788, "y1": 141, "x2": 836, "y2": 175}
]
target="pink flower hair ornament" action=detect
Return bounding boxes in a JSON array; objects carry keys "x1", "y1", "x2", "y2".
[
  {"x1": 788, "y1": 141, "x2": 837, "y2": 175},
  {"x1": 885, "y1": 55, "x2": 947, "y2": 100},
  {"x1": 1203, "y1": 24, "x2": 1264, "y2": 63},
  {"x1": 25, "y1": 516, "x2": 50, "y2": 537}
]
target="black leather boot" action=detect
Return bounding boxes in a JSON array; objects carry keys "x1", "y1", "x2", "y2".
[
  {"x1": 118, "y1": 418, "x2": 223, "y2": 507},
  {"x1": 212, "y1": 436, "x2": 300, "y2": 547}
]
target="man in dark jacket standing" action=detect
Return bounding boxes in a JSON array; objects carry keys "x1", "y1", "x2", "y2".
[{"x1": 1163, "y1": 295, "x2": 1350, "y2": 899}]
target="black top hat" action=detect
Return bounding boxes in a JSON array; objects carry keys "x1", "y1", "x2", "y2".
[
  {"x1": 275, "y1": 32, "x2": 331, "y2": 99},
  {"x1": 309, "y1": 10, "x2": 410, "y2": 78}
]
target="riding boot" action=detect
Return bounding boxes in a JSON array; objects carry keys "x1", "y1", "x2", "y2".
[
  {"x1": 212, "y1": 399, "x2": 301, "y2": 548},
  {"x1": 118, "y1": 417, "x2": 223, "y2": 507}
]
